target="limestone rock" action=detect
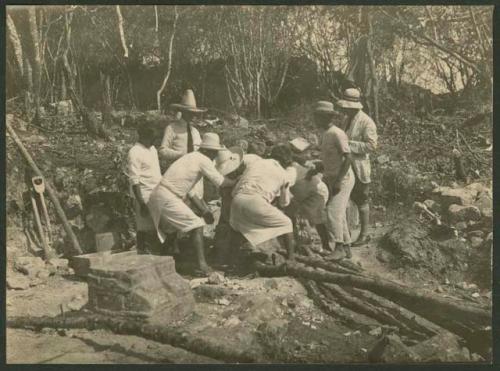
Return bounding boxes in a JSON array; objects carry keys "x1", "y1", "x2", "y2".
[
  {"x1": 433, "y1": 187, "x2": 477, "y2": 208},
  {"x1": 474, "y1": 193, "x2": 492, "y2": 221},
  {"x1": 7, "y1": 274, "x2": 30, "y2": 290},
  {"x1": 409, "y1": 332, "x2": 470, "y2": 362},
  {"x1": 64, "y1": 194, "x2": 83, "y2": 219},
  {"x1": 14, "y1": 256, "x2": 46, "y2": 277},
  {"x1": 46, "y1": 258, "x2": 70, "y2": 274},
  {"x1": 377, "y1": 154, "x2": 390, "y2": 165},
  {"x1": 207, "y1": 271, "x2": 225, "y2": 285},
  {"x1": 368, "y1": 334, "x2": 420, "y2": 363},
  {"x1": 87, "y1": 254, "x2": 194, "y2": 321},
  {"x1": 448, "y1": 204, "x2": 481, "y2": 223}
]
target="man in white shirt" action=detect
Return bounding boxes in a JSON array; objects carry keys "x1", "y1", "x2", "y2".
[
  {"x1": 230, "y1": 144, "x2": 295, "y2": 261},
  {"x1": 127, "y1": 124, "x2": 162, "y2": 254},
  {"x1": 148, "y1": 133, "x2": 235, "y2": 275},
  {"x1": 159, "y1": 89, "x2": 204, "y2": 198}
]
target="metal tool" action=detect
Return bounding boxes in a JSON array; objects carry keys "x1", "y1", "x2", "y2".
[{"x1": 32, "y1": 176, "x2": 53, "y2": 242}]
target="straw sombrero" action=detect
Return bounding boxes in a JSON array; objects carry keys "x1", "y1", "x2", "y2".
[{"x1": 170, "y1": 89, "x2": 207, "y2": 113}]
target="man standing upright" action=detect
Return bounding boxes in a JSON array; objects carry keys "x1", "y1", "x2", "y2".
[
  {"x1": 127, "y1": 122, "x2": 162, "y2": 254},
  {"x1": 159, "y1": 89, "x2": 203, "y2": 164},
  {"x1": 314, "y1": 101, "x2": 354, "y2": 260},
  {"x1": 335, "y1": 88, "x2": 378, "y2": 246},
  {"x1": 159, "y1": 89, "x2": 205, "y2": 198}
]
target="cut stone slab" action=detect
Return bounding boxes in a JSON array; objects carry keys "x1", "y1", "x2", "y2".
[
  {"x1": 448, "y1": 204, "x2": 481, "y2": 223},
  {"x1": 69, "y1": 250, "x2": 137, "y2": 277},
  {"x1": 87, "y1": 254, "x2": 195, "y2": 321}
]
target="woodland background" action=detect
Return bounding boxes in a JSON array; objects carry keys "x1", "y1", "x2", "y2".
[{"x1": 6, "y1": 5, "x2": 493, "y2": 122}]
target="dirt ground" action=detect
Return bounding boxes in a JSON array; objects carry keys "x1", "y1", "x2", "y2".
[{"x1": 6, "y1": 213, "x2": 490, "y2": 364}]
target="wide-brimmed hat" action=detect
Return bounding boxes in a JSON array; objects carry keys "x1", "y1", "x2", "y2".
[
  {"x1": 216, "y1": 146, "x2": 244, "y2": 175},
  {"x1": 314, "y1": 101, "x2": 335, "y2": 114},
  {"x1": 335, "y1": 88, "x2": 363, "y2": 110},
  {"x1": 170, "y1": 89, "x2": 207, "y2": 113},
  {"x1": 199, "y1": 132, "x2": 225, "y2": 151}
]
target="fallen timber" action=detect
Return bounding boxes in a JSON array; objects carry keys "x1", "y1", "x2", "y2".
[
  {"x1": 255, "y1": 261, "x2": 491, "y2": 343},
  {"x1": 7, "y1": 312, "x2": 263, "y2": 363}
]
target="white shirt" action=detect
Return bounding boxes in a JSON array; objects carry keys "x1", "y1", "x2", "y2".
[
  {"x1": 159, "y1": 120, "x2": 202, "y2": 161},
  {"x1": 242, "y1": 154, "x2": 262, "y2": 167},
  {"x1": 127, "y1": 143, "x2": 162, "y2": 202},
  {"x1": 232, "y1": 158, "x2": 290, "y2": 206},
  {"x1": 160, "y1": 151, "x2": 224, "y2": 199}
]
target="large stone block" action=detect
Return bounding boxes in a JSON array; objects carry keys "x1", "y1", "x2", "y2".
[
  {"x1": 87, "y1": 254, "x2": 194, "y2": 321},
  {"x1": 69, "y1": 250, "x2": 137, "y2": 277}
]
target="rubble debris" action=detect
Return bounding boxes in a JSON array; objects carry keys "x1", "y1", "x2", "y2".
[{"x1": 207, "y1": 271, "x2": 225, "y2": 285}]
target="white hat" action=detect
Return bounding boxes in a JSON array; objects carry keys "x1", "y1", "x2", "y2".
[
  {"x1": 314, "y1": 101, "x2": 335, "y2": 114},
  {"x1": 336, "y1": 88, "x2": 363, "y2": 110},
  {"x1": 199, "y1": 133, "x2": 225, "y2": 151},
  {"x1": 170, "y1": 89, "x2": 207, "y2": 113},
  {"x1": 216, "y1": 146, "x2": 244, "y2": 175}
]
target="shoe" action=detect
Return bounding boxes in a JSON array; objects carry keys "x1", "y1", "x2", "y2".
[
  {"x1": 352, "y1": 235, "x2": 371, "y2": 247},
  {"x1": 325, "y1": 246, "x2": 345, "y2": 261}
]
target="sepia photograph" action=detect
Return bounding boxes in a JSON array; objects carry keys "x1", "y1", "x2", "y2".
[{"x1": 4, "y1": 4, "x2": 494, "y2": 364}]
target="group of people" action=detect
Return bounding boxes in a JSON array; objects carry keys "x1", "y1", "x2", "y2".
[{"x1": 127, "y1": 88, "x2": 377, "y2": 275}]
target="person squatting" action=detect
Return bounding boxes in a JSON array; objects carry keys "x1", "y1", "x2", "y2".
[{"x1": 127, "y1": 88, "x2": 377, "y2": 276}]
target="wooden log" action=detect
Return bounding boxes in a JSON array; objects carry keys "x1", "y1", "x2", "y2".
[
  {"x1": 295, "y1": 255, "x2": 362, "y2": 276},
  {"x1": 302, "y1": 280, "x2": 370, "y2": 328},
  {"x1": 6, "y1": 120, "x2": 83, "y2": 255},
  {"x1": 348, "y1": 287, "x2": 441, "y2": 339},
  {"x1": 254, "y1": 261, "x2": 490, "y2": 341},
  {"x1": 321, "y1": 283, "x2": 426, "y2": 340},
  {"x1": 7, "y1": 313, "x2": 263, "y2": 363}
]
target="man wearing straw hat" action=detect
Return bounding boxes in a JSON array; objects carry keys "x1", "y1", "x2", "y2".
[
  {"x1": 335, "y1": 88, "x2": 378, "y2": 247},
  {"x1": 313, "y1": 100, "x2": 354, "y2": 260},
  {"x1": 159, "y1": 89, "x2": 205, "y2": 198},
  {"x1": 148, "y1": 133, "x2": 236, "y2": 275}
]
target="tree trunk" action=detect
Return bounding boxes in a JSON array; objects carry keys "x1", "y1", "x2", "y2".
[
  {"x1": 156, "y1": 6, "x2": 179, "y2": 112},
  {"x1": 27, "y1": 7, "x2": 42, "y2": 122},
  {"x1": 116, "y1": 5, "x2": 129, "y2": 59},
  {"x1": 60, "y1": 69, "x2": 67, "y2": 101},
  {"x1": 6, "y1": 14, "x2": 24, "y2": 78},
  {"x1": 24, "y1": 58, "x2": 33, "y2": 114},
  {"x1": 366, "y1": 13, "x2": 379, "y2": 124}
]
